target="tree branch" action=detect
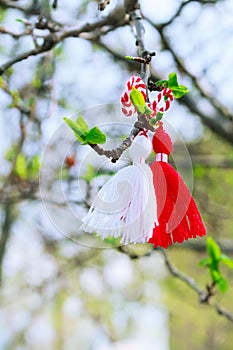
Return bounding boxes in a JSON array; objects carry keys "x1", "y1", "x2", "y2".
[
  {"x1": 0, "y1": 26, "x2": 29, "y2": 38},
  {"x1": 124, "y1": 0, "x2": 139, "y2": 13},
  {"x1": 0, "y1": 35, "x2": 58, "y2": 74},
  {"x1": 159, "y1": 0, "x2": 219, "y2": 29},
  {"x1": 0, "y1": 0, "x2": 40, "y2": 15},
  {"x1": 0, "y1": 7, "x2": 127, "y2": 75},
  {"x1": 89, "y1": 114, "x2": 155, "y2": 162},
  {"x1": 159, "y1": 248, "x2": 204, "y2": 296},
  {"x1": 117, "y1": 245, "x2": 233, "y2": 322},
  {"x1": 90, "y1": 125, "x2": 141, "y2": 162},
  {"x1": 147, "y1": 17, "x2": 233, "y2": 123},
  {"x1": 179, "y1": 94, "x2": 233, "y2": 144},
  {"x1": 98, "y1": 0, "x2": 111, "y2": 11},
  {"x1": 0, "y1": 204, "x2": 14, "y2": 285},
  {"x1": 87, "y1": 37, "x2": 233, "y2": 145},
  {"x1": 52, "y1": 0, "x2": 58, "y2": 9},
  {"x1": 159, "y1": 248, "x2": 233, "y2": 323},
  {"x1": 127, "y1": 1, "x2": 152, "y2": 87}
]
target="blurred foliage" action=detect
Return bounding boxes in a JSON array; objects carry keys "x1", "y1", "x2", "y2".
[
  {"x1": 163, "y1": 130, "x2": 233, "y2": 348},
  {"x1": 199, "y1": 237, "x2": 233, "y2": 292},
  {"x1": 1, "y1": 0, "x2": 233, "y2": 349},
  {"x1": 5, "y1": 146, "x2": 40, "y2": 180},
  {"x1": 191, "y1": 132, "x2": 233, "y2": 240},
  {"x1": 164, "y1": 247, "x2": 233, "y2": 350}
]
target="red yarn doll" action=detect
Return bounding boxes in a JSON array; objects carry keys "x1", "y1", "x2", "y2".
[{"x1": 148, "y1": 122, "x2": 206, "y2": 248}]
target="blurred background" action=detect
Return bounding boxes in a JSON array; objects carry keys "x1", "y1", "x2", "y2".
[{"x1": 0, "y1": 0, "x2": 233, "y2": 349}]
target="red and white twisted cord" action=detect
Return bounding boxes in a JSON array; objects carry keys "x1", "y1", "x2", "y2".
[
  {"x1": 121, "y1": 77, "x2": 174, "y2": 117},
  {"x1": 150, "y1": 88, "x2": 174, "y2": 114},
  {"x1": 121, "y1": 76, "x2": 146, "y2": 117}
]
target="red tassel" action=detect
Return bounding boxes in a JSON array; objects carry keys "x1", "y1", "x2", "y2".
[{"x1": 148, "y1": 123, "x2": 206, "y2": 248}]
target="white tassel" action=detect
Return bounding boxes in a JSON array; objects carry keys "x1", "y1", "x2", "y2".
[{"x1": 80, "y1": 133, "x2": 158, "y2": 244}]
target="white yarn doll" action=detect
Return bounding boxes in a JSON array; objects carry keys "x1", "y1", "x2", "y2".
[{"x1": 80, "y1": 131, "x2": 158, "y2": 244}]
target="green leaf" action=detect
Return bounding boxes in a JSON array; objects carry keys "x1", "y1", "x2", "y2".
[
  {"x1": 155, "y1": 80, "x2": 168, "y2": 88},
  {"x1": 10, "y1": 90, "x2": 21, "y2": 106},
  {"x1": 156, "y1": 111, "x2": 164, "y2": 119},
  {"x1": 220, "y1": 254, "x2": 233, "y2": 269},
  {"x1": 217, "y1": 276, "x2": 228, "y2": 293},
  {"x1": 210, "y1": 269, "x2": 228, "y2": 292},
  {"x1": 5, "y1": 144, "x2": 18, "y2": 162},
  {"x1": 211, "y1": 269, "x2": 222, "y2": 283},
  {"x1": 167, "y1": 73, "x2": 189, "y2": 98},
  {"x1": 194, "y1": 165, "x2": 206, "y2": 179},
  {"x1": 168, "y1": 72, "x2": 179, "y2": 88},
  {"x1": 144, "y1": 105, "x2": 153, "y2": 115},
  {"x1": 15, "y1": 153, "x2": 27, "y2": 179},
  {"x1": 5, "y1": 67, "x2": 14, "y2": 78},
  {"x1": 27, "y1": 97, "x2": 36, "y2": 109},
  {"x1": 198, "y1": 257, "x2": 211, "y2": 267},
  {"x1": 200, "y1": 237, "x2": 232, "y2": 293},
  {"x1": 76, "y1": 116, "x2": 89, "y2": 133},
  {"x1": 0, "y1": 8, "x2": 7, "y2": 22},
  {"x1": 149, "y1": 112, "x2": 163, "y2": 126},
  {"x1": 130, "y1": 86, "x2": 146, "y2": 114},
  {"x1": 125, "y1": 55, "x2": 135, "y2": 61},
  {"x1": 16, "y1": 18, "x2": 30, "y2": 25},
  {"x1": 0, "y1": 76, "x2": 4, "y2": 88},
  {"x1": 63, "y1": 116, "x2": 88, "y2": 142},
  {"x1": 171, "y1": 85, "x2": 189, "y2": 98},
  {"x1": 27, "y1": 155, "x2": 40, "y2": 179},
  {"x1": 85, "y1": 127, "x2": 106, "y2": 144},
  {"x1": 207, "y1": 237, "x2": 221, "y2": 262},
  {"x1": 103, "y1": 236, "x2": 122, "y2": 246},
  {"x1": 54, "y1": 44, "x2": 64, "y2": 58},
  {"x1": 64, "y1": 116, "x2": 106, "y2": 145},
  {"x1": 149, "y1": 118, "x2": 157, "y2": 126}
]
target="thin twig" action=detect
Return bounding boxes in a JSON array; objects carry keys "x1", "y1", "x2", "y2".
[
  {"x1": 0, "y1": 38, "x2": 56, "y2": 74},
  {"x1": 146, "y1": 16, "x2": 233, "y2": 122},
  {"x1": 117, "y1": 245, "x2": 233, "y2": 322},
  {"x1": 90, "y1": 125, "x2": 141, "y2": 162},
  {"x1": 124, "y1": 0, "x2": 139, "y2": 13},
  {"x1": 0, "y1": 4, "x2": 154, "y2": 164},
  {"x1": 71, "y1": 2, "x2": 156, "y2": 163},
  {"x1": 88, "y1": 37, "x2": 233, "y2": 145},
  {"x1": 52, "y1": 0, "x2": 58, "y2": 9},
  {"x1": 126, "y1": 2, "x2": 155, "y2": 100},
  {"x1": 128, "y1": 3, "x2": 149, "y2": 84},
  {"x1": 214, "y1": 302, "x2": 233, "y2": 322},
  {"x1": 159, "y1": 248, "x2": 233, "y2": 323},
  {"x1": 88, "y1": 113, "x2": 155, "y2": 162},
  {"x1": 0, "y1": 26, "x2": 29, "y2": 38},
  {"x1": 0, "y1": 9, "x2": 124, "y2": 75},
  {"x1": 0, "y1": 78, "x2": 30, "y2": 115},
  {"x1": 159, "y1": 0, "x2": 220, "y2": 29},
  {"x1": 0, "y1": 0, "x2": 41, "y2": 15},
  {"x1": 159, "y1": 248, "x2": 204, "y2": 296},
  {"x1": 98, "y1": 0, "x2": 111, "y2": 11},
  {"x1": 0, "y1": 204, "x2": 14, "y2": 285}
]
